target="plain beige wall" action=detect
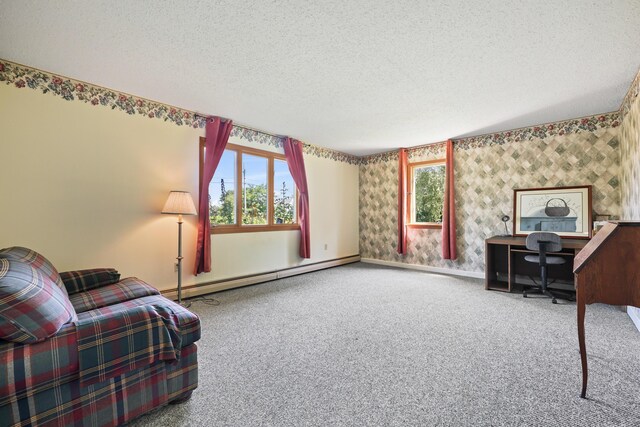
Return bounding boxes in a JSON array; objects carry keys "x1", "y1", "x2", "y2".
[{"x1": 0, "y1": 83, "x2": 359, "y2": 291}]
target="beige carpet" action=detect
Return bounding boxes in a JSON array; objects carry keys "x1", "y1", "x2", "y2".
[{"x1": 131, "y1": 262, "x2": 640, "y2": 426}]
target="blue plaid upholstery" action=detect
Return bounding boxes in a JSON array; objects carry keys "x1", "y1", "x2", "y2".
[
  {"x1": 0, "y1": 322, "x2": 78, "y2": 407},
  {"x1": 69, "y1": 276, "x2": 160, "y2": 313},
  {"x1": 76, "y1": 303, "x2": 182, "y2": 387},
  {"x1": 0, "y1": 248, "x2": 200, "y2": 426},
  {"x1": 0, "y1": 259, "x2": 77, "y2": 343},
  {"x1": 85, "y1": 294, "x2": 201, "y2": 347},
  {"x1": 0, "y1": 246, "x2": 77, "y2": 322},
  {"x1": 60, "y1": 268, "x2": 121, "y2": 295},
  {"x1": 0, "y1": 296, "x2": 200, "y2": 408},
  {"x1": 1, "y1": 344, "x2": 198, "y2": 427},
  {"x1": 0, "y1": 246, "x2": 72, "y2": 300},
  {"x1": 69, "y1": 277, "x2": 160, "y2": 313}
]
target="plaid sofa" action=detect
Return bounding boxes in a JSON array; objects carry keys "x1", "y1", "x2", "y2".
[{"x1": 0, "y1": 247, "x2": 200, "y2": 426}]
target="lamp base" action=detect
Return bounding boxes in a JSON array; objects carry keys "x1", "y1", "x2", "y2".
[{"x1": 501, "y1": 221, "x2": 510, "y2": 237}]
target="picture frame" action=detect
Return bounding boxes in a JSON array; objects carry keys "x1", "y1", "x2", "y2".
[{"x1": 513, "y1": 185, "x2": 592, "y2": 239}]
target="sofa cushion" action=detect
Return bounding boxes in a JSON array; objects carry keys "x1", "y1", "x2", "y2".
[
  {"x1": 0, "y1": 246, "x2": 77, "y2": 322},
  {"x1": 60, "y1": 268, "x2": 121, "y2": 295},
  {"x1": 0, "y1": 246, "x2": 70, "y2": 297},
  {"x1": 0, "y1": 259, "x2": 77, "y2": 343},
  {"x1": 69, "y1": 277, "x2": 160, "y2": 313}
]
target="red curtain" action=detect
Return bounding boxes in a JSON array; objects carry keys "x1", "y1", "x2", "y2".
[
  {"x1": 283, "y1": 138, "x2": 311, "y2": 258},
  {"x1": 194, "y1": 117, "x2": 233, "y2": 275},
  {"x1": 442, "y1": 139, "x2": 457, "y2": 260},
  {"x1": 397, "y1": 148, "x2": 408, "y2": 255}
]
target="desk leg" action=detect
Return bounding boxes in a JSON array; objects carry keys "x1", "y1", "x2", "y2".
[{"x1": 577, "y1": 287, "x2": 588, "y2": 398}]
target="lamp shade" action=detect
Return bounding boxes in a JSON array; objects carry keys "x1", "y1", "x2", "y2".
[{"x1": 162, "y1": 191, "x2": 197, "y2": 215}]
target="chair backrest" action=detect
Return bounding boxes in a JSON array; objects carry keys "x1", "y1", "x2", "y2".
[{"x1": 525, "y1": 232, "x2": 562, "y2": 253}]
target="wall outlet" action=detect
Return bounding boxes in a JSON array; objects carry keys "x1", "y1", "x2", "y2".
[
  {"x1": 324, "y1": 244, "x2": 328, "y2": 250},
  {"x1": 174, "y1": 263, "x2": 179, "y2": 272}
]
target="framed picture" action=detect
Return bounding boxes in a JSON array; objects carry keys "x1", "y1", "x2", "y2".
[{"x1": 513, "y1": 185, "x2": 592, "y2": 239}]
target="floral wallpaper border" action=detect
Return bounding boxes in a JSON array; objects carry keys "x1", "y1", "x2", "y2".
[
  {"x1": 360, "y1": 141, "x2": 447, "y2": 164},
  {"x1": 360, "y1": 150, "x2": 399, "y2": 164},
  {"x1": 0, "y1": 58, "x2": 635, "y2": 168},
  {"x1": 0, "y1": 60, "x2": 207, "y2": 128},
  {"x1": 0, "y1": 59, "x2": 360, "y2": 165},
  {"x1": 454, "y1": 112, "x2": 620, "y2": 149},
  {"x1": 620, "y1": 67, "x2": 640, "y2": 120},
  {"x1": 362, "y1": 112, "x2": 621, "y2": 165},
  {"x1": 229, "y1": 126, "x2": 361, "y2": 164},
  {"x1": 408, "y1": 142, "x2": 446, "y2": 161}
]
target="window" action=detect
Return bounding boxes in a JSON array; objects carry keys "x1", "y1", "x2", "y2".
[
  {"x1": 241, "y1": 153, "x2": 268, "y2": 225},
  {"x1": 407, "y1": 159, "x2": 445, "y2": 228},
  {"x1": 273, "y1": 159, "x2": 296, "y2": 224},
  {"x1": 209, "y1": 150, "x2": 236, "y2": 225},
  {"x1": 200, "y1": 138, "x2": 298, "y2": 233}
]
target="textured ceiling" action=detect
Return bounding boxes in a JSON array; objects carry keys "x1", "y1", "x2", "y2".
[{"x1": 1, "y1": 1, "x2": 639, "y2": 155}]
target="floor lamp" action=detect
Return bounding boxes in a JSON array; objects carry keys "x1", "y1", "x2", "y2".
[{"x1": 162, "y1": 191, "x2": 197, "y2": 306}]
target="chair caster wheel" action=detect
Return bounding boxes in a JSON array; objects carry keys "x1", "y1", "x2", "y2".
[{"x1": 552, "y1": 298, "x2": 557, "y2": 304}]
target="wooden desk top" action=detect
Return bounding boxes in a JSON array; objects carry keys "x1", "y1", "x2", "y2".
[
  {"x1": 486, "y1": 235, "x2": 589, "y2": 250},
  {"x1": 574, "y1": 221, "x2": 640, "y2": 273}
]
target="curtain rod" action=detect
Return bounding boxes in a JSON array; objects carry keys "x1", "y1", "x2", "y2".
[{"x1": 193, "y1": 112, "x2": 288, "y2": 141}]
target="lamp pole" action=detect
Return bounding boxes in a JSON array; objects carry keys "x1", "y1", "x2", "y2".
[{"x1": 177, "y1": 213, "x2": 184, "y2": 305}]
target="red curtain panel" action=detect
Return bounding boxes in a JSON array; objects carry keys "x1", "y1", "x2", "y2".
[
  {"x1": 283, "y1": 138, "x2": 311, "y2": 258},
  {"x1": 442, "y1": 139, "x2": 457, "y2": 260},
  {"x1": 397, "y1": 148, "x2": 408, "y2": 255},
  {"x1": 194, "y1": 117, "x2": 234, "y2": 274}
]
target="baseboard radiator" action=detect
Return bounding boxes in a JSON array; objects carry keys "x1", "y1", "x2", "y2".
[{"x1": 161, "y1": 255, "x2": 361, "y2": 300}]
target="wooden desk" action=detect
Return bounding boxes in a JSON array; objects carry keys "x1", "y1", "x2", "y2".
[
  {"x1": 485, "y1": 235, "x2": 588, "y2": 292},
  {"x1": 573, "y1": 221, "x2": 640, "y2": 398}
]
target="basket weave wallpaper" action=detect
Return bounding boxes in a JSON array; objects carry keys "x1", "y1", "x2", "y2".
[
  {"x1": 619, "y1": 73, "x2": 640, "y2": 326},
  {"x1": 620, "y1": 93, "x2": 640, "y2": 221},
  {"x1": 359, "y1": 126, "x2": 621, "y2": 274}
]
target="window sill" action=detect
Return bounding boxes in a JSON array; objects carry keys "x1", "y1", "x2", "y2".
[
  {"x1": 211, "y1": 224, "x2": 300, "y2": 234},
  {"x1": 408, "y1": 223, "x2": 442, "y2": 230}
]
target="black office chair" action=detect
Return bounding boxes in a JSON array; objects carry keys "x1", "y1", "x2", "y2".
[{"x1": 523, "y1": 232, "x2": 572, "y2": 304}]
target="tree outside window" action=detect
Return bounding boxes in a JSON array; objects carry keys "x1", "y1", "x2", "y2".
[
  {"x1": 273, "y1": 159, "x2": 295, "y2": 224},
  {"x1": 409, "y1": 161, "x2": 445, "y2": 225},
  {"x1": 209, "y1": 150, "x2": 236, "y2": 225}
]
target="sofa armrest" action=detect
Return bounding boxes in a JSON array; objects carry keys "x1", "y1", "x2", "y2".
[{"x1": 59, "y1": 268, "x2": 121, "y2": 295}]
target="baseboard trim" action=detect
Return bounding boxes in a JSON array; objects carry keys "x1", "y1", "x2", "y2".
[
  {"x1": 360, "y1": 258, "x2": 485, "y2": 279},
  {"x1": 162, "y1": 255, "x2": 361, "y2": 300},
  {"x1": 628, "y1": 306, "x2": 640, "y2": 333}
]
